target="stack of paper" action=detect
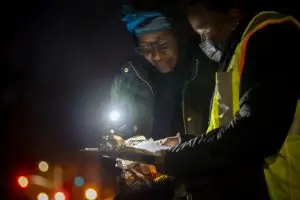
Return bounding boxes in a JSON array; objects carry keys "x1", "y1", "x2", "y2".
[{"x1": 134, "y1": 139, "x2": 171, "y2": 154}]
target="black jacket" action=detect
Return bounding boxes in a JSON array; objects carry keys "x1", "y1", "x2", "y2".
[
  {"x1": 163, "y1": 14, "x2": 300, "y2": 199},
  {"x1": 106, "y1": 36, "x2": 218, "y2": 140}
]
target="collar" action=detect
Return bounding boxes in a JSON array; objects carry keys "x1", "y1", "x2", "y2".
[{"x1": 219, "y1": 13, "x2": 256, "y2": 72}]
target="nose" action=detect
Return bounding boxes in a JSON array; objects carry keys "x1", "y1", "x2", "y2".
[{"x1": 151, "y1": 48, "x2": 161, "y2": 61}]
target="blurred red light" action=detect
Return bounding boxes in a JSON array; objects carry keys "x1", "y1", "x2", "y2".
[
  {"x1": 17, "y1": 176, "x2": 29, "y2": 188},
  {"x1": 54, "y1": 191, "x2": 66, "y2": 200}
]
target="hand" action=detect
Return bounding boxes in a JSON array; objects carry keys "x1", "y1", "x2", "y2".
[
  {"x1": 112, "y1": 134, "x2": 125, "y2": 145},
  {"x1": 160, "y1": 133, "x2": 180, "y2": 147},
  {"x1": 139, "y1": 164, "x2": 157, "y2": 175}
]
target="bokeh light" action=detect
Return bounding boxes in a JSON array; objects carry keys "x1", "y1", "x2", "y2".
[
  {"x1": 85, "y1": 188, "x2": 98, "y2": 200},
  {"x1": 54, "y1": 192, "x2": 66, "y2": 200},
  {"x1": 37, "y1": 193, "x2": 49, "y2": 200},
  {"x1": 74, "y1": 176, "x2": 85, "y2": 187},
  {"x1": 38, "y1": 161, "x2": 49, "y2": 172},
  {"x1": 17, "y1": 176, "x2": 29, "y2": 188}
]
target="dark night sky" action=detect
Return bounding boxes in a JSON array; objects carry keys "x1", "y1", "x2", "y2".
[{"x1": 2, "y1": 0, "x2": 137, "y2": 174}]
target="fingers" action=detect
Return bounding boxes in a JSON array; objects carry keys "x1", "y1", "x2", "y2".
[{"x1": 113, "y1": 135, "x2": 125, "y2": 144}]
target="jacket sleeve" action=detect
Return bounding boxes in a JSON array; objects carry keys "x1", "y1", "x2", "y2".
[{"x1": 162, "y1": 23, "x2": 300, "y2": 178}]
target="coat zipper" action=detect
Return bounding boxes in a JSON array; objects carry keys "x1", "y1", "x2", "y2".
[
  {"x1": 182, "y1": 59, "x2": 199, "y2": 134},
  {"x1": 129, "y1": 60, "x2": 199, "y2": 135},
  {"x1": 129, "y1": 61, "x2": 154, "y2": 95}
]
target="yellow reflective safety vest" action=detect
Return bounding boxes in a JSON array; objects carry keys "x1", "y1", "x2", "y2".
[{"x1": 207, "y1": 11, "x2": 300, "y2": 200}]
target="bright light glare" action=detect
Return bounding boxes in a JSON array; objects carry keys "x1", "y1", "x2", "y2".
[
  {"x1": 85, "y1": 188, "x2": 98, "y2": 200},
  {"x1": 109, "y1": 110, "x2": 120, "y2": 121},
  {"x1": 38, "y1": 161, "x2": 49, "y2": 172},
  {"x1": 37, "y1": 193, "x2": 49, "y2": 200},
  {"x1": 17, "y1": 176, "x2": 29, "y2": 188},
  {"x1": 54, "y1": 192, "x2": 66, "y2": 200}
]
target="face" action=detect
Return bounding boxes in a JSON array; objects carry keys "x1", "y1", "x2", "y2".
[
  {"x1": 137, "y1": 30, "x2": 178, "y2": 73},
  {"x1": 187, "y1": 4, "x2": 240, "y2": 46}
]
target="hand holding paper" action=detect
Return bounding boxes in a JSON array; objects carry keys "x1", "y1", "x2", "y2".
[{"x1": 133, "y1": 139, "x2": 172, "y2": 154}]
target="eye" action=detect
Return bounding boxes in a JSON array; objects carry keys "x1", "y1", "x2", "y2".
[
  {"x1": 158, "y1": 40, "x2": 168, "y2": 45},
  {"x1": 135, "y1": 46, "x2": 152, "y2": 55},
  {"x1": 158, "y1": 40, "x2": 169, "y2": 49},
  {"x1": 139, "y1": 44, "x2": 151, "y2": 49}
]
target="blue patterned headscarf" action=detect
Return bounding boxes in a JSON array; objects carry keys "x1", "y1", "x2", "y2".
[{"x1": 121, "y1": 5, "x2": 171, "y2": 36}]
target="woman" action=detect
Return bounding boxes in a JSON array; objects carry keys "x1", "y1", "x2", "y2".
[
  {"x1": 156, "y1": 0, "x2": 300, "y2": 199},
  {"x1": 110, "y1": 4, "x2": 218, "y2": 199}
]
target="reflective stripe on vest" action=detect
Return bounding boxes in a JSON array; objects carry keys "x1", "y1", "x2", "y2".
[{"x1": 207, "y1": 11, "x2": 300, "y2": 200}]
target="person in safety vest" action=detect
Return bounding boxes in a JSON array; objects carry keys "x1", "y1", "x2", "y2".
[{"x1": 155, "y1": 0, "x2": 300, "y2": 199}]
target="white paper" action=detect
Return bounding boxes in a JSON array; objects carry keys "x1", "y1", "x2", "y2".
[
  {"x1": 115, "y1": 137, "x2": 171, "y2": 170},
  {"x1": 133, "y1": 139, "x2": 171, "y2": 153}
]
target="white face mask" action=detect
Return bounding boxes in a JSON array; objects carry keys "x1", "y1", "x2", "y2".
[{"x1": 199, "y1": 39, "x2": 222, "y2": 62}]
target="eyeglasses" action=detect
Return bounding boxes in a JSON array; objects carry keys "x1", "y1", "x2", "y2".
[{"x1": 135, "y1": 40, "x2": 170, "y2": 56}]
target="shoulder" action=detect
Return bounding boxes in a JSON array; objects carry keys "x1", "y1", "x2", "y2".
[
  {"x1": 241, "y1": 18, "x2": 299, "y2": 85},
  {"x1": 245, "y1": 18, "x2": 299, "y2": 69},
  {"x1": 247, "y1": 18, "x2": 300, "y2": 51},
  {"x1": 114, "y1": 57, "x2": 143, "y2": 85},
  {"x1": 118, "y1": 54, "x2": 147, "y2": 73}
]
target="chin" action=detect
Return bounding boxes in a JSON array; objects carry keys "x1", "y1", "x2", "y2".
[
  {"x1": 160, "y1": 69, "x2": 172, "y2": 73},
  {"x1": 159, "y1": 66, "x2": 174, "y2": 73},
  {"x1": 153, "y1": 60, "x2": 175, "y2": 73}
]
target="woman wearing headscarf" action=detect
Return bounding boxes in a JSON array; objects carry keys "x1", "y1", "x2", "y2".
[
  {"x1": 107, "y1": 4, "x2": 218, "y2": 199},
  {"x1": 106, "y1": 5, "x2": 218, "y2": 143}
]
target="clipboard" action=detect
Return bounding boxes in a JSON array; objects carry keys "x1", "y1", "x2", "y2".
[{"x1": 81, "y1": 147, "x2": 159, "y2": 165}]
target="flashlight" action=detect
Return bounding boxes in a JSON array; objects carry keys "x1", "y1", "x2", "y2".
[
  {"x1": 104, "y1": 109, "x2": 136, "y2": 138},
  {"x1": 109, "y1": 110, "x2": 121, "y2": 122}
]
